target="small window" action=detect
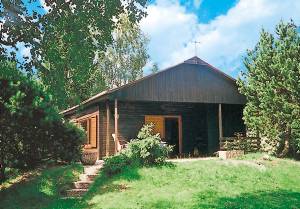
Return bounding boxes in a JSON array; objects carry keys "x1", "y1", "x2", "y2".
[{"x1": 79, "y1": 120, "x2": 90, "y2": 144}]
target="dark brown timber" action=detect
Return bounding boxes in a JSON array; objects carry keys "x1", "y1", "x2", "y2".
[{"x1": 106, "y1": 101, "x2": 110, "y2": 156}]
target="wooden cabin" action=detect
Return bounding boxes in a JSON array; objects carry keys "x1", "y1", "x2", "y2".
[{"x1": 61, "y1": 56, "x2": 246, "y2": 158}]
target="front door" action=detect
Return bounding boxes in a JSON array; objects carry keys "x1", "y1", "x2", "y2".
[
  {"x1": 165, "y1": 118, "x2": 179, "y2": 155},
  {"x1": 145, "y1": 115, "x2": 182, "y2": 156}
]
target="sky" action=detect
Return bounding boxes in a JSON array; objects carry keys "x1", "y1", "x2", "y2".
[
  {"x1": 141, "y1": 0, "x2": 300, "y2": 77},
  {"x1": 15, "y1": 0, "x2": 300, "y2": 78}
]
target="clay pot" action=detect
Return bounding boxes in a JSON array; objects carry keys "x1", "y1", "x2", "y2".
[{"x1": 81, "y1": 149, "x2": 97, "y2": 165}]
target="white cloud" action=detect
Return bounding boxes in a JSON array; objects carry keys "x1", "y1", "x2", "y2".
[
  {"x1": 140, "y1": 0, "x2": 198, "y2": 67},
  {"x1": 141, "y1": 0, "x2": 300, "y2": 77}
]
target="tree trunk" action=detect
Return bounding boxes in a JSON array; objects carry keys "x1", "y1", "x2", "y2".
[
  {"x1": 278, "y1": 127, "x2": 291, "y2": 158},
  {"x1": 0, "y1": 161, "x2": 6, "y2": 182}
]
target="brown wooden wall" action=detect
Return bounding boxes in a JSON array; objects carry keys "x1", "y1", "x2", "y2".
[
  {"x1": 111, "y1": 63, "x2": 246, "y2": 104},
  {"x1": 97, "y1": 101, "x2": 244, "y2": 157},
  {"x1": 65, "y1": 101, "x2": 245, "y2": 158},
  {"x1": 98, "y1": 103, "x2": 116, "y2": 157}
]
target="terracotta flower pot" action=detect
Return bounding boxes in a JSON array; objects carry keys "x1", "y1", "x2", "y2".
[
  {"x1": 218, "y1": 150, "x2": 244, "y2": 160},
  {"x1": 81, "y1": 149, "x2": 98, "y2": 165}
]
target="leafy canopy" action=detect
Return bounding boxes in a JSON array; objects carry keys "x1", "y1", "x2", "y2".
[
  {"x1": 0, "y1": 0, "x2": 148, "y2": 109},
  {"x1": 238, "y1": 20, "x2": 300, "y2": 157},
  {"x1": 0, "y1": 60, "x2": 84, "y2": 181},
  {"x1": 96, "y1": 13, "x2": 149, "y2": 88}
]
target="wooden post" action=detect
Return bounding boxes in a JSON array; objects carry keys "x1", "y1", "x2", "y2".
[
  {"x1": 178, "y1": 116, "x2": 183, "y2": 157},
  {"x1": 114, "y1": 99, "x2": 118, "y2": 154},
  {"x1": 97, "y1": 111, "x2": 100, "y2": 159},
  {"x1": 106, "y1": 101, "x2": 110, "y2": 156},
  {"x1": 218, "y1": 103, "x2": 223, "y2": 140}
]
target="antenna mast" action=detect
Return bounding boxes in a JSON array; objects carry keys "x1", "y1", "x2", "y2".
[{"x1": 193, "y1": 41, "x2": 201, "y2": 56}]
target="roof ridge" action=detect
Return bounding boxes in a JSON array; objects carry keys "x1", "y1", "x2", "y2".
[
  {"x1": 61, "y1": 57, "x2": 237, "y2": 115},
  {"x1": 183, "y1": 56, "x2": 207, "y2": 65}
]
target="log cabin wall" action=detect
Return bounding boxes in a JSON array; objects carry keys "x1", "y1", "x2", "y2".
[
  {"x1": 110, "y1": 62, "x2": 246, "y2": 104},
  {"x1": 97, "y1": 101, "x2": 242, "y2": 157},
  {"x1": 65, "y1": 105, "x2": 99, "y2": 121},
  {"x1": 62, "y1": 57, "x2": 247, "y2": 158},
  {"x1": 97, "y1": 101, "x2": 245, "y2": 157},
  {"x1": 115, "y1": 101, "x2": 209, "y2": 155},
  {"x1": 98, "y1": 102, "x2": 115, "y2": 157}
]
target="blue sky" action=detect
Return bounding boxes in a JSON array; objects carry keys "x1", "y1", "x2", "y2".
[
  {"x1": 179, "y1": 0, "x2": 238, "y2": 23},
  {"x1": 141, "y1": 0, "x2": 300, "y2": 77},
  {"x1": 17, "y1": 0, "x2": 300, "y2": 78}
]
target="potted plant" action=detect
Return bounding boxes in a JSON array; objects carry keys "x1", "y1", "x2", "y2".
[
  {"x1": 219, "y1": 133, "x2": 245, "y2": 160},
  {"x1": 81, "y1": 145, "x2": 98, "y2": 165}
]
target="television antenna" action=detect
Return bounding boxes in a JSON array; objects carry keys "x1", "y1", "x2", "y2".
[{"x1": 193, "y1": 41, "x2": 201, "y2": 56}]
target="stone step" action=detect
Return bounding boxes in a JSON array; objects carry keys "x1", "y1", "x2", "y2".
[
  {"x1": 84, "y1": 166, "x2": 102, "y2": 174},
  {"x1": 79, "y1": 174, "x2": 88, "y2": 181},
  {"x1": 79, "y1": 173, "x2": 99, "y2": 181},
  {"x1": 65, "y1": 189, "x2": 88, "y2": 197},
  {"x1": 74, "y1": 181, "x2": 93, "y2": 189},
  {"x1": 86, "y1": 174, "x2": 98, "y2": 181}
]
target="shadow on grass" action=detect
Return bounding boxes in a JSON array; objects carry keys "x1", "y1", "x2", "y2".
[
  {"x1": 51, "y1": 162, "x2": 177, "y2": 209},
  {"x1": 86, "y1": 162, "x2": 176, "y2": 198},
  {"x1": 0, "y1": 164, "x2": 83, "y2": 209},
  {"x1": 195, "y1": 189, "x2": 300, "y2": 209}
]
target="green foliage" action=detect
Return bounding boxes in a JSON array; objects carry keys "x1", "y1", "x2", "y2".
[
  {"x1": 0, "y1": 164, "x2": 83, "y2": 209},
  {"x1": 96, "y1": 13, "x2": 149, "y2": 89},
  {"x1": 150, "y1": 63, "x2": 159, "y2": 73},
  {"x1": 102, "y1": 153, "x2": 132, "y2": 177},
  {"x1": 238, "y1": 20, "x2": 300, "y2": 157},
  {"x1": 0, "y1": 61, "x2": 84, "y2": 181},
  {"x1": 125, "y1": 124, "x2": 173, "y2": 165},
  {"x1": 102, "y1": 124, "x2": 172, "y2": 176},
  {"x1": 36, "y1": 156, "x2": 300, "y2": 209},
  {"x1": 223, "y1": 134, "x2": 260, "y2": 153},
  {"x1": 0, "y1": 1, "x2": 147, "y2": 110},
  {"x1": 51, "y1": 122, "x2": 85, "y2": 163}
]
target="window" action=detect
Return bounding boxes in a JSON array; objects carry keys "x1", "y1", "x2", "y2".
[{"x1": 77, "y1": 116, "x2": 97, "y2": 148}]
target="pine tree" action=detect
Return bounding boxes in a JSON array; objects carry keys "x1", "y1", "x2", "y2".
[{"x1": 238, "y1": 20, "x2": 300, "y2": 157}]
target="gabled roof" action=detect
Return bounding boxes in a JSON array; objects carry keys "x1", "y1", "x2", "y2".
[{"x1": 61, "y1": 56, "x2": 243, "y2": 116}]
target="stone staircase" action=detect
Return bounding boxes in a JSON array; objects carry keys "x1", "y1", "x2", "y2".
[{"x1": 65, "y1": 160, "x2": 103, "y2": 197}]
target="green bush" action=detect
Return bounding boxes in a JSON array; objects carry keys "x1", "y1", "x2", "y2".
[
  {"x1": 102, "y1": 153, "x2": 131, "y2": 176},
  {"x1": 103, "y1": 124, "x2": 172, "y2": 176},
  {"x1": 51, "y1": 122, "x2": 85, "y2": 163},
  {"x1": 0, "y1": 61, "x2": 84, "y2": 181}
]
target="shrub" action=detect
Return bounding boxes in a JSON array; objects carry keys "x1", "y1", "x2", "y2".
[
  {"x1": 103, "y1": 124, "x2": 172, "y2": 176},
  {"x1": 51, "y1": 122, "x2": 85, "y2": 163},
  {"x1": 0, "y1": 61, "x2": 84, "y2": 181},
  {"x1": 102, "y1": 153, "x2": 132, "y2": 176}
]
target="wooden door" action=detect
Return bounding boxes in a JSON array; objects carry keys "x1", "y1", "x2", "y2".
[
  {"x1": 89, "y1": 116, "x2": 97, "y2": 148},
  {"x1": 145, "y1": 115, "x2": 165, "y2": 139}
]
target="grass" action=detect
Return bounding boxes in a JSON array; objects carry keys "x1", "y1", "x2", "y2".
[
  {"x1": 0, "y1": 163, "x2": 83, "y2": 209},
  {"x1": 52, "y1": 153, "x2": 300, "y2": 209},
  {"x1": 1, "y1": 154, "x2": 300, "y2": 209}
]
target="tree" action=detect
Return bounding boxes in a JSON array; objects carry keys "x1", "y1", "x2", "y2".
[
  {"x1": 238, "y1": 20, "x2": 300, "y2": 157},
  {"x1": 150, "y1": 63, "x2": 159, "y2": 73},
  {"x1": 0, "y1": 0, "x2": 147, "y2": 109},
  {"x1": 96, "y1": 13, "x2": 149, "y2": 88},
  {"x1": 0, "y1": 61, "x2": 84, "y2": 181}
]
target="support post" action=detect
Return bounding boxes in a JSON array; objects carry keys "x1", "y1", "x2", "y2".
[
  {"x1": 97, "y1": 111, "x2": 100, "y2": 159},
  {"x1": 218, "y1": 103, "x2": 223, "y2": 140},
  {"x1": 106, "y1": 101, "x2": 110, "y2": 156},
  {"x1": 114, "y1": 99, "x2": 119, "y2": 154},
  {"x1": 178, "y1": 116, "x2": 183, "y2": 157}
]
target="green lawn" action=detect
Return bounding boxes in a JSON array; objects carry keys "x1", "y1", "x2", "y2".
[
  {"x1": 1, "y1": 154, "x2": 300, "y2": 209},
  {"x1": 0, "y1": 164, "x2": 83, "y2": 209}
]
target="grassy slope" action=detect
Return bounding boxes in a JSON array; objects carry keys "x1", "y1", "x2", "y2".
[
  {"x1": 53, "y1": 154, "x2": 300, "y2": 209},
  {"x1": 0, "y1": 164, "x2": 83, "y2": 209},
  {"x1": 2, "y1": 154, "x2": 300, "y2": 209}
]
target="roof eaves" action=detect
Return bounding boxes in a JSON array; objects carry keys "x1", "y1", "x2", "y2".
[{"x1": 60, "y1": 62, "x2": 186, "y2": 116}]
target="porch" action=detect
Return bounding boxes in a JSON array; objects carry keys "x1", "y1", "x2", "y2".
[{"x1": 99, "y1": 100, "x2": 245, "y2": 158}]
